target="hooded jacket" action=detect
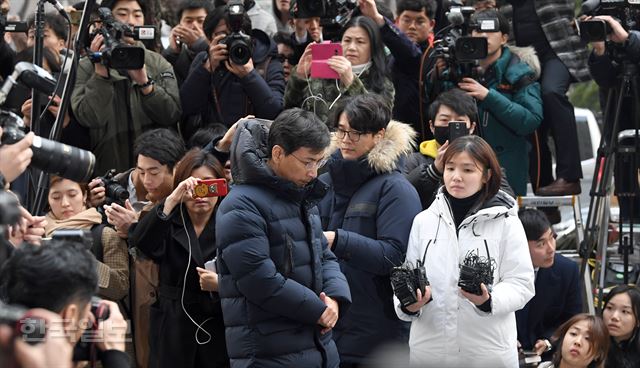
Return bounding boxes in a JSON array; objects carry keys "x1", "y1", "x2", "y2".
[
  {"x1": 317, "y1": 121, "x2": 422, "y2": 363},
  {"x1": 396, "y1": 189, "x2": 535, "y2": 367},
  {"x1": 71, "y1": 44, "x2": 182, "y2": 174},
  {"x1": 180, "y1": 29, "x2": 284, "y2": 134},
  {"x1": 215, "y1": 119, "x2": 351, "y2": 368}
]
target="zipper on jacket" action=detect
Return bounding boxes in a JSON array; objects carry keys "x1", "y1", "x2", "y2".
[{"x1": 283, "y1": 234, "x2": 294, "y2": 278}]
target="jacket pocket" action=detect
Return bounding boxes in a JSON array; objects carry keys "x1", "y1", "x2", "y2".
[{"x1": 282, "y1": 234, "x2": 295, "y2": 278}]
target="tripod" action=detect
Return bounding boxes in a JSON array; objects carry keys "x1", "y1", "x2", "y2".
[{"x1": 580, "y1": 55, "x2": 640, "y2": 310}]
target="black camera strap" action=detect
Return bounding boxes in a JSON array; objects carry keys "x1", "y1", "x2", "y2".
[{"x1": 418, "y1": 239, "x2": 432, "y2": 268}]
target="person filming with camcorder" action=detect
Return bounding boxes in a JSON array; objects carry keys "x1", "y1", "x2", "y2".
[
  {"x1": 428, "y1": 8, "x2": 542, "y2": 197},
  {"x1": 71, "y1": 0, "x2": 181, "y2": 175}
]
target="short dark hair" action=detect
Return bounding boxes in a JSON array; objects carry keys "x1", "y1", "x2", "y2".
[
  {"x1": 441, "y1": 135, "x2": 502, "y2": 202},
  {"x1": 602, "y1": 285, "x2": 640, "y2": 359},
  {"x1": 177, "y1": 0, "x2": 210, "y2": 21},
  {"x1": 0, "y1": 241, "x2": 98, "y2": 313},
  {"x1": 187, "y1": 124, "x2": 228, "y2": 149},
  {"x1": 27, "y1": 13, "x2": 68, "y2": 41},
  {"x1": 472, "y1": 8, "x2": 510, "y2": 35},
  {"x1": 551, "y1": 314, "x2": 610, "y2": 368},
  {"x1": 268, "y1": 108, "x2": 330, "y2": 156},
  {"x1": 203, "y1": 4, "x2": 252, "y2": 40},
  {"x1": 396, "y1": 0, "x2": 437, "y2": 20},
  {"x1": 100, "y1": 0, "x2": 147, "y2": 13},
  {"x1": 173, "y1": 148, "x2": 225, "y2": 188},
  {"x1": 134, "y1": 129, "x2": 186, "y2": 171},
  {"x1": 518, "y1": 208, "x2": 552, "y2": 241},
  {"x1": 273, "y1": 31, "x2": 294, "y2": 48},
  {"x1": 429, "y1": 88, "x2": 478, "y2": 122},
  {"x1": 331, "y1": 94, "x2": 390, "y2": 134}
]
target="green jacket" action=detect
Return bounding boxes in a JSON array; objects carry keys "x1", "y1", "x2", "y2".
[
  {"x1": 71, "y1": 45, "x2": 181, "y2": 175},
  {"x1": 477, "y1": 46, "x2": 542, "y2": 196},
  {"x1": 283, "y1": 66, "x2": 395, "y2": 123}
]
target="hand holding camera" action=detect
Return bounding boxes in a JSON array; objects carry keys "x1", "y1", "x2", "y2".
[
  {"x1": 0, "y1": 127, "x2": 33, "y2": 183},
  {"x1": 93, "y1": 300, "x2": 127, "y2": 353},
  {"x1": 458, "y1": 77, "x2": 489, "y2": 100}
]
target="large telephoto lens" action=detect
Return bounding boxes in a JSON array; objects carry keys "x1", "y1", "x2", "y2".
[{"x1": 31, "y1": 136, "x2": 96, "y2": 183}]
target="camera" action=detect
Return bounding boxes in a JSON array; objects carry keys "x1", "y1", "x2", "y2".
[
  {"x1": 220, "y1": 0, "x2": 253, "y2": 65},
  {"x1": 580, "y1": 0, "x2": 640, "y2": 43},
  {"x1": 0, "y1": 12, "x2": 28, "y2": 39},
  {"x1": 88, "y1": 7, "x2": 155, "y2": 69},
  {"x1": 50, "y1": 228, "x2": 94, "y2": 251},
  {"x1": 391, "y1": 260, "x2": 430, "y2": 308},
  {"x1": 458, "y1": 249, "x2": 495, "y2": 296},
  {"x1": 73, "y1": 297, "x2": 111, "y2": 362},
  {"x1": 96, "y1": 169, "x2": 129, "y2": 206},
  {"x1": 0, "y1": 301, "x2": 47, "y2": 345},
  {"x1": 433, "y1": 2, "x2": 499, "y2": 82},
  {"x1": 0, "y1": 110, "x2": 96, "y2": 183},
  {"x1": 292, "y1": 0, "x2": 357, "y2": 41},
  {"x1": 0, "y1": 189, "x2": 21, "y2": 226}
]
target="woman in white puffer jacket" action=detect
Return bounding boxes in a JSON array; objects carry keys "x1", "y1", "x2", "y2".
[{"x1": 395, "y1": 135, "x2": 535, "y2": 368}]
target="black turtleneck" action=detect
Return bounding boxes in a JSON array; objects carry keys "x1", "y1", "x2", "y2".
[{"x1": 446, "y1": 190, "x2": 483, "y2": 229}]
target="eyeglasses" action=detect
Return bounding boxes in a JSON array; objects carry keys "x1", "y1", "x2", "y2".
[
  {"x1": 334, "y1": 128, "x2": 365, "y2": 142},
  {"x1": 276, "y1": 53, "x2": 293, "y2": 64},
  {"x1": 290, "y1": 153, "x2": 328, "y2": 170}
]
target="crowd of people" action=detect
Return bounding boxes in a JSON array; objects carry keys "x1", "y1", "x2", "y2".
[{"x1": 1, "y1": 0, "x2": 640, "y2": 367}]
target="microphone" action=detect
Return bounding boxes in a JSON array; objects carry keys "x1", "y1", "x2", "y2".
[
  {"x1": 0, "y1": 62, "x2": 57, "y2": 105},
  {"x1": 447, "y1": 8, "x2": 465, "y2": 27},
  {"x1": 42, "y1": 0, "x2": 70, "y2": 20}
]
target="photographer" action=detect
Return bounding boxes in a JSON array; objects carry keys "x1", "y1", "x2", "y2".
[
  {"x1": 161, "y1": 0, "x2": 210, "y2": 86},
  {"x1": 429, "y1": 9, "x2": 542, "y2": 196},
  {"x1": 129, "y1": 148, "x2": 229, "y2": 368},
  {"x1": 71, "y1": 0, "x2": 182, "y2": 175},
  {"x1": 0, "y1": 240, "x2": 130, "y2": 367},
  {"x1": 0, "y1": 0, "x2": 16, "y2": 80},
  {"x1": 180, "y1": 3, "x2": 284, "y2": 138},
  {"x1": 396, "y1": 135, "x2": 534, "y2": 367}
]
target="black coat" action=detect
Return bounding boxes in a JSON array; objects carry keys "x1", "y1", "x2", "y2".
[
  {"x1": 130, "y1": 203, "x2": 228, "y2": 368},
  {"x1": 216, "y1": 119, "x2": 351, "y2": 368}
]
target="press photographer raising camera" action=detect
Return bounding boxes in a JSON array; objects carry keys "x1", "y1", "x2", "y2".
[
  {"x1": 71, "y1": 0, "x2": 181, "y2": 174},
  {"x1": 429, "y1": 9, "x2": 542, "y2": 196}
]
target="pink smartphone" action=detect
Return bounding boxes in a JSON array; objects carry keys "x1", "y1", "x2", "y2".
[{"x1": 310, "y1": 42, "x2": 342, "y2": 79}]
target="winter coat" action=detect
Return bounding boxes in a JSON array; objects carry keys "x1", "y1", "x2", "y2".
[
  {"x1": 180, "y1": 29, "x2": 284, "y2": 135},
  {"x1": 71, "y1": 44, "x2": 181, "y2": 174},
  {"x1": 161, "y1": 37, "x2": 209, "y2": 86},
  {"x1": 247, "y1": 1, "x2": 277, "y2": 36},
  {"x1": 502, "y1": 0, "x2": 590, "y2": 82},
  {"x1": 317, "y1": 121, "x2": 421, "y2": 363},
  {"x1": 396, "y1": 189, "x2": 535, "y2": 367},
  {"x1": 215, "y1": 119, "x2": 352, "y2": 368},
  {"x1": 129, "y1": 203, "x2": 228, "y2": 368},
  {"x1": 284, "y1": 65, "x2": 395, "y2": 124}
]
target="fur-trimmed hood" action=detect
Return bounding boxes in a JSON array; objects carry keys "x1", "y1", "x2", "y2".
[
  {"x1": 328, "y1": 120, "x2": 417, "y2": 174},
  {"x1": 506, "y1": 45, "x2": 541, "y2": 80}
]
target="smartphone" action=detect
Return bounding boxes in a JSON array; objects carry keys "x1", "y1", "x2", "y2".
[
  {"x1": 448, "y1": 121, "x2": 469, "y2": 142},
  {"x1": 578, "y1": 19, "x2": 609, "y2": 43},
  {"x1": 204, "y1": 257, "x2": 217, "y2": 272},
  {"x1": 193, "y1": 178, "x2": 228, "y2": 198},
  {"x1": 310, "y1": 42, "x2": 342, "y2": 79}
]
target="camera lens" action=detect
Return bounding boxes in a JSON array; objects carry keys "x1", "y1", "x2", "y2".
[
  {"x1": 230, "y1": 43, "x2": 251, "y2": 65},
  {"x1": 31, "y1": 136, "x2": 96, "y2": 183}
]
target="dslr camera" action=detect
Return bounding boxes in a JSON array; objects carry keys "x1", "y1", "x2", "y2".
[
  {"x1": 292, "y1": 0, "x2": 357, "y2": 40},
  {"x1": 73, "y1": 297, "x2": 111, "y2": 362},
  {"x1": 391, "y1": 260, "x2": 430, "y2": 308},
  {"x1": 96, "y1": 169, "x2": 129, "y2": 206},
  {"x1": 221, "y1": 0, "x2": 253, "y2": 65},
  {"x1": 0, "y1": 110, "x2": 96, "y2": 183},
  {"x1": 0, "y1": 301, "x2": 47, "y2": 345},
  {"x1": 88, "y1": 7, "x2": 155, "y2": 69}
]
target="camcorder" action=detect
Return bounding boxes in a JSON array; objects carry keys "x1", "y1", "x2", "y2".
[
  {"x1": 0, "y1": 110, "x2": 96, "y2": 183},
  {"x1": 391, "y1": 260, "x2": 430, "y2": 308},
  {"x1": 579, "y1": 0, "x2": 640, "y2": 43},
  {"x1": 73, "y1": 297, "x2": 111, "y2": 362},
  {"x1": 458, "y1": 249, "x2": 495, "y2": 296},
  {"x1": 88, "y1": 7, "x2": 155, "y2": 69},
  {"x1": 291, "y1": 0, "x2": 357, "y2": 40},
  {"x1": 433, "y1": 2, "x2": 499, "y2": 83},
  {"x1": 0, "y1": 12, "x2": 28, "y2": 39},
  {"x1": 221, "y1": 0, "x2": 253, "y2": 65}
]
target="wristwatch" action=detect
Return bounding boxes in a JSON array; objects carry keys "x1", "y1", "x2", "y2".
[
  {"x1": 138, "y1": 78, "x2": 155, "y2": 89},
  {"x1": 543, "y1": 339, "x2": 552, "y2": 352}
]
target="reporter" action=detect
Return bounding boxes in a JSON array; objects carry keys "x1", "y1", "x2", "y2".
[
  {"x1": 284, "y1": 16, "x2": 394, "y2": 123},
  {"x1": 44, "y1": 176, "x2": 129, "y2": 301},
  {"x1": 396, "y1": 135, "x2": 534, "y2": 366},
  {"x1": 129, "y1": 148, "x2": 228, "y2": 368}
]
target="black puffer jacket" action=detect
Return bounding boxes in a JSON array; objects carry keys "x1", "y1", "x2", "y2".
[{"x1": 215, "y1": 119, "x2": 351, "y2": 368}]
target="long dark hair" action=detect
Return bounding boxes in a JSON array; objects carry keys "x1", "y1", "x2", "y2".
[
  {"x1": 551, "y1": 313, "x2": 610, "y2": 368},
  {"x1": 340, "y1": 16, "x2": 389, "y2": 91},
  {"x1": 173, "y1": 148, "x2": 225, "y2": 189},
  {"x1": 603, "y1": 285, "x2": 640, "y2": 367}
]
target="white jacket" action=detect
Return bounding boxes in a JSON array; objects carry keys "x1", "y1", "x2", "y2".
[{"x1": 395, "y1": 190, "x2": 535, "y2": 368}]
